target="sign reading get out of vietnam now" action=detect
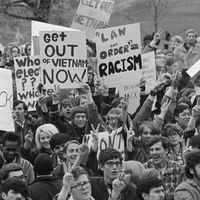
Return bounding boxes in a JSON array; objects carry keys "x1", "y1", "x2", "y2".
[
  {"x1": 39, "y1": 31, "x2": 88, "y2": 89},
  {"x1": 71, "y1": 0, "x2": 114, "y2": 38},
  {"x1": 95, "y1": 23, "x2": 142, "y2": 88},
  {"x1": 0, "y1": 69, "x2": 14, "y2": 131}
]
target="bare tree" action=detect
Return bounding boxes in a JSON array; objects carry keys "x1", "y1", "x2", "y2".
[
  {"x1": 0, "y1": 0, "x2": 78, "y2": 22},
  {"x1": 144, "y1": 0, "x2": 180, "y2": 32}
]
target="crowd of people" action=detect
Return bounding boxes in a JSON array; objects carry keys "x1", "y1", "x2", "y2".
[{"x1": 0, "y1": 27, "x2": 200, "y2": 200}]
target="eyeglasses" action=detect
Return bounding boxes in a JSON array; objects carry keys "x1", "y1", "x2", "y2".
[
  {"x1": 167, "y1": 131, "x2": 179, "y2": 138},
  {"x1": 109, "y1": 117, "x2": 119, "y2": 122},
  {"x1": 4, "y1": 147, "x2": 18, "y2": 152},
  {"x1": 71, "y1": 181, "x2": 90, "y2": 191},
  {"x1": 105, "y1": 161, "x2": 121, "y2": 168}
]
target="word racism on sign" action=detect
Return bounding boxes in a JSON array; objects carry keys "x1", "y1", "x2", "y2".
[
  {"x1": 14, "y1": 56, "x2": 41, "y2": 111},
  {"x1": 142, "y1": 51, "x2": 156, "y2": 93},
  {"x1": 39, "y1": 31, "x2": 88, "y2": 89},
  {"x1": 95, "y1": 23, "x2": 142, "y2": 87},
  {"x1": 84, "y1": 127, "x2": 125, "y2": 159},
  {"x1": 0, "y1": 69, "x2": 14, "y2": 131},
  {"x1": 71, "y1": 0, "x2": 114, "y2": 38}
]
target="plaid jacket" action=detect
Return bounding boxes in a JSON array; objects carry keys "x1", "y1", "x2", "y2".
[{"x1": 144, "y1": 159, "x2": 185, "y2": 194}]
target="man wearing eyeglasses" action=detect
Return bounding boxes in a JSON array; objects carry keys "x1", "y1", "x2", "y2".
[{"x1": 90, "y1": 148, "x2": 137, "y2": 200}]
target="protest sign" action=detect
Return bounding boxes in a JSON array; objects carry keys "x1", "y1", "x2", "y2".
[
  {"x1": 0, "y1": 69, "x2": 14, "y2": 131},
  {"x1": 95, "y1": 23, "x2": 142, "y2": 88},
  {"x1": 187, "y1": 59, "x2": 200, "y2": 95},
  {"x1": 14, "y1": 56, "x2": 41, "y2": 111},
  {"x1": 31, "y1": 21, "x2": 79, "y2": 55},
  {"x1": 142, "y1": 51, "x2": 156, "y2": 93},
  {"x1": 84, "y1": 127, "x2": 125, "y2": 158},
  {"x1": 39, "y1": 31, "x2": 88, "y2": 89},
  {"x1": 71, "y1": 0, "x2": 114, "y2": 38}
]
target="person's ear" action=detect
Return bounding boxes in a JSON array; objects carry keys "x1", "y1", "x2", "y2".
[
  {"x1": 99, "y1": 163, "x2": 104, "y2": 172},
  {"x1": 174, "y1": 116, "x2": 178, "y2": 122},
  {"x1": 190, "y1": 168, "x2": 195, "y2": 175},
  {"x1": 142, "y1": 192, "x2": 149, "y2": 200},
  {"x1": 2, "y1": 192, "x2": 6, "y2": 200}
]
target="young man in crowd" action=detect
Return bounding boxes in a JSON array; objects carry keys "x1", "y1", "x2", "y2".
[
  {"x1": 29, "y1": 153, "x2": 62, "y2": 200},
  {"x1": 90, "y1": 148, "x2": 137, "y2": 200},
  {"x1": 137, "y1": 177, "x2": 165, "y2": 200},
  {"x1": 175, "y1": 150, "x2": 200, "y2": 200},
  {"x1": 1, "y1": 132, "x2": 34, "y2": 185},
  {"x1": 144, "y1": 136, "x2": 184, "y2": 199},
  {"x1": 1, "y1": 178, "x2": 30, "y2": 200}
]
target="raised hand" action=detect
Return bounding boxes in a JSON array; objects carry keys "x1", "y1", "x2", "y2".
[
  {"x1": 79, "y1": 144, "x2": 89, "y2": 157},
  {"x1": 90, "y1": 124, "x2": 100, "y2": 152},
  {"x1": 62, "y1": 173, "x2": 74, "y2": 192}
]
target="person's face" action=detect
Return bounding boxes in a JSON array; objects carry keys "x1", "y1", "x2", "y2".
[
  {"x1": 167, "y1": 131, "x2": 181, "y2": 146},
  {"x1": 3, "y1": 141, "x2": 18, "y2": 163},
  {"x1": 8, "y1": 170, "x2": 26, "y2": 182},
  {"x1": 11, "y1": 47, "x2": 19, "y2": 58},
  {"x1": 66, "y1": 143, "x2": 80, "y2": 164},
  {"x1": 79, "y1": 98, "x2": 88, "y2": 108},
  {"x1": 150, "y1": 141, "x2": 167, "y2": 165},
  {"x1": 26, "y1": 44, "x2": 31, "y2": 56},
  {"x1": 165, "y1": 53, "x2": 173, "y2": 60},
  {"x1": 53, "y1": 143, "x2": 65, "y2": 160},
  {"x1": 141, "y1": 126, "x2": 155, "y2": 144},
  {"x1": 108, "y1": 114, "x2": 119, "y2": 130},
  {"x1": 13, "y1": 103, "x2": 26, "y2": 122},
  {"x1": 142, "y1": 186, "x2": 164, "y2": 200},
  {"x1": 73, "y1": 113, "x2": 86, "y2": 128},
  {"x1": 39, "y1": 132, "x2": 51, "y2": 149},
  {"x1": 186, "y1": 33, "x2": 196, "y2": 45},
  {"x1": 176, "y1": 109, "x2": 191, "y2": 130},
  {"x1": 61, "y1": 103, "x2": 73, "y2": 119},
  {"x1": 71, "y1": 174, "x2": 91, "y2": 200},
  {"x1": 2, "y1": 190, "x2": 25, "y2": 200},
  {"x1": 102, "y1": 158, "x2": 122, "y2": 182}
]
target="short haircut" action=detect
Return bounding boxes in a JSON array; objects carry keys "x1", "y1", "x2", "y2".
[
  {"x1": 2, "y1": 178, "x2": 29, "y2": 198},
  {"x1": 185, "y1": 150, "x2": 200, "y2": 179},
  {"x1": 49, "y1": 133, "x2": 70, "y2": 150},
  {"x1": 13, "y1": 100, "x2": 28, "y2": 111},
  {"x1": 75, "y1": 95, "x2": 87, "y2": 106},
  {"x1": 63, "y1": 140, "x2": 80, "y2": 153},
  {"x1": 60, "y1": 98, "x2": 74, "y2": 109},
  {"x1": 174, "y1": 104, "x2": 191, "y2": 118},
  {"x1": 71, "y1": 106, "x2": 87, "y2": 119},
  {"x1": 0, "y1": 163, "x2": 22, "y2": 182},
  {"x1": 186, "y1": 29, "x2": 197, "y2": 37},
  {"x1": 71, "y1": 166, "x2": 88, "y2": 181},
  {"x1": 162, "y1": 123, "x2": 184, "y2": 137},
  {"x1": 171, "y1": 35, "x2": 183, "y2": 44},
  {"x1": 189, "y1": 135, "x2": 200, "y2": 149},
  {"x1": 149, "y1": 136, "x2": 170, "y2": 151},
  {"x1": 139, "y1": 121, "x2": 160, "y2": 136},
  {"x1": 98, "y1": 148, "x2": 122, "y2": 165},
  {"x1": 2, "y1": 132, "x2": 19, "y2": 146},
  {"x1": 137, "y1": 177, "x2": 163, "y2": 200}
]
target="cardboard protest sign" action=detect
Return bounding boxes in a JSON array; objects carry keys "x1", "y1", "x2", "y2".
[
  {"x1": 39, "y1": 31, "x2": 88, "y2": 89},
  {"x1": 84, "y1": 127, "x2": 125, "y2": 158},
  {"x1": 14, "y1": 56, "x2": 41, "y2": 111},
  {"x1": 95, "y1": 23, "x2": 142, "y2": 88},
  {"x1": 187, "y1": 59, "x2": 200, "y2": 95},
  {"x1": 31, "y1": 21, "x2": 79, "y2": 55},
  {"x1": 142, "y1": 51, "x2": 156, "y2": 93},
  {"x1": 71, "y1": 0, "x2": 114, "y2": 38},
  {"x1": 0, "y1": 69, "x2": 14, "y2": 131}
]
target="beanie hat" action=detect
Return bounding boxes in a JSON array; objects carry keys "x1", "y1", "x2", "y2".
[
  {"x1": 49, "y1": 133, "x2": 71, "y2": 150},
  {"x1": 34, "y1": 153, "x2": 53, "y2": 175},
  {"x1": 71, "y1": 106, "x2": 87, "y2": 119}
]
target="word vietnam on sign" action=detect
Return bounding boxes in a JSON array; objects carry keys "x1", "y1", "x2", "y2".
[
  {"x1": 95, "y1": 23, "x2": 142, "y2": 88},
  {"x1": 0, "y1": 69, "x2": 14, "y2": 131},
  {"x1": 14, "y1": 56, "x2": 41, "y2": 111},
  {"x1": 71, "y1": 0, "x2": 114, "y2": 38},
  {"x1": 39, "y1": 31, "x2": 88, "y2": 89}
]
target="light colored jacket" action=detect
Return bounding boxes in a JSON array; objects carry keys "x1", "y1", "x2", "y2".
[
  {"x1": 174, "y1": 179, "x2": 200, "y2": 200},
  {"x1": 173, "y1": 43, "x2": 200, "y2": 69}
]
